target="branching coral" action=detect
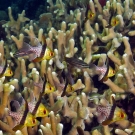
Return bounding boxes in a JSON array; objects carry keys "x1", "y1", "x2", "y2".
[{"x1": 1, "y1": 0, "x2": 135, "y2": 134}]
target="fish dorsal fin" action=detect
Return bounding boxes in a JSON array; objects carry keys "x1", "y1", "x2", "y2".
[
  {"x1": 32, "y1": 91, "x2": 43, "y2": 115},
  {"x1": 42, "y1": 35, "x2": 47, "y2": 46},
  {"x1": 0, "y1": 59, "x2": 7, "y2": 75},
  {"x1": 107, "y1": 96, "x2": 116, "y2": 120},
  {"x1": 20, "y1": 100, "x2": 29, "y2": 125},
  {"x1": 42, "y1": 74, "x2": 48, "y2": 94},
  {"x1": 40, "y1": 44, "x2": 46, "y2": 58},
  {"x1": 38, "y1": 35, "x2": 47, "y2": 58},
  {"x1": 61, "y1": 79, "x2": 68, "y2": 97}
]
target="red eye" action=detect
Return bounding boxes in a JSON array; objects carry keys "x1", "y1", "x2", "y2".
[
  {"x1": 44, "y1": 110, "x2": 46, "y2": 114},
  {"x1": 49, "y1": 87, "x2": 51, "y2": 90},
  {"x1": 33, "y1": 119, "x2": 35, "y2": 124},
  {"x1": 120, "y1": 112, "x2": 124, "y2": 118},
  {"x1": 50, "y1": 52, "x2": 54, "y2": 56}
]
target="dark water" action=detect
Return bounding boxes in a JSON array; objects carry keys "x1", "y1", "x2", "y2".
[{"x1": 0, "y1": 0, "x2": 51, "y2": 20}]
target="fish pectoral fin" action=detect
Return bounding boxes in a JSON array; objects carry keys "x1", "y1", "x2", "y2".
[
  {"x1": 12, "y1": 124, "x2": 25, "y2": 131},
  {"x1": 102, "y1": 119, "x2": 113, "y2": 126}
]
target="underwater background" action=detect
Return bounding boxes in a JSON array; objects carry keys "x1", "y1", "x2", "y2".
[{"x1": 0, "y1": 0, "x2": 135, "y2": 134}]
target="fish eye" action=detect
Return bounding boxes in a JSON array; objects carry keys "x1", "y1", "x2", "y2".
[
  {"x1": 71, "y1": 86, "x2": 74, "y2": 91},
  {"x1": 50, "y1": 52, "x2": 54, "y2": 56},
  {"x1": 120, "y1": 112, "x2": 124, "y2": 118},
  {"x1": 44, "y1": 110, "x2": 46, "y2": 114},
  {"x1": 33, "y1": 119, "x2": 36, "y2": 124}
]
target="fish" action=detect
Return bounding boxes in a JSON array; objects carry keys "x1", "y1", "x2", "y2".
[
  {"x1": 14, "y1": 36, "x2": 54, "y2": 62},
  {"x1": 0, "y1": 59, "x2": 13, "y2": 77},
  {"x1": 32, "y1": 47, "x2": 54, "y2": 62},
  {"x1": 33, "y1": 76, "x2": 55, "y2": 95},
  {"x1": 8, "y1": 99, "x2": 39, "y2": 131},
  {"x1": 87, "y1": 10, "x2": 95, "y2": 20},
  {"x1": 34, "y1": 35, "x2": 54, "y2": 62},
  {"x1": 65, "y1": 57, "x2": 89, "y2": 69},
  {"x1": 66, "y1": 84, "x2": 75, "y2": 94},
  {"x1": 107, "y1": 66, "x2": 115, "y2": 78},
  {"x1": 89, "y1": 57, "x2": 115, "y2": 81},
  {"x1": 61, "y1": 79, "x2": 68, "y2": 97},
  {"x1": 96, "y1": 97, "x2": 127, "y2": 125},
  {"x1": 105, "y1": 10, "x2": 119, "y2": 28},
  {"x1": 28, "y1": 91, "x2": 49, "y2": 118},
  {"x1": 92, "y1": 65, "x2": 115, "y2": 81},
  {"x1": 90, "y1": 62, "x2": 108, "y2": 81},
  {"x1": 82, "y1": 4, "x2": 96, "y2": 26},
  {"x1": 110, "y1": 17, "x2": 119, "y2": 27},
  {"x1": 65, "y1": 56, "x2": 115, "y2": 81}
]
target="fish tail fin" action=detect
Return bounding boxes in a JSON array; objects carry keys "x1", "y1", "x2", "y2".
[{"x1": 14, "y1": 42, "x2": 32, "y2": 58}]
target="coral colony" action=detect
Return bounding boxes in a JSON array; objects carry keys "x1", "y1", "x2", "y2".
[{"x1": 1, "y1": 0, "x2": 135, "y2": 134}]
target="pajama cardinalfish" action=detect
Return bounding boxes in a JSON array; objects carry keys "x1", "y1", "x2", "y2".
[
  {"x1": 111, "y1": 17, "x2": 119, "y2": 27},
  {"x1": 14, "y1": 36, "x2": 54, "y2": 62},
  {"x1": 0, "y1": 59, "x2": 13, "y2": 77},
  {"x1": 87, "y1": 10, "x2": 95, "y2": 20},
  {"x1": 33, "y1": 76, "x2": 55, "y2": 95},
  {"x1": 82, "y1": 4, "x2": 95, "y2": 25},
  {"x1": 65, "y1": 57, "x2": 115, "y2": 81},
  {"x1": 28, "y1": 91, "x2": 49, "y2": 118},
  {"x1": 96, "y1": 97, "x2": 127, "y2": 125},
  {"x1": 8, "y1": 99, "x2": 39, "y2": 131},
  {"x1": 90, "y1": 63, "x2": 115, "y2": 81}
]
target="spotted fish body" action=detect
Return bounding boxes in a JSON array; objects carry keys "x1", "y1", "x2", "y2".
[
  {"x1": 8, "y1": 99, "x2": 39, "y2": 131},
  {"x1": 9, "y1": 111, "x2": 23, "y2": 125},
  {"x1": 96, "y1": 97, "x2": 127, "y2": 125},
  {"x1": 14, "y1": 36, "x2": 54, "y2": 62},
  {"x1": 95, "y1": 65, "x2": 108, "y2": 81},
  {"x1": 28, "y1": 92, "x2": 49, "y2": 118},
  {"x1": 26, "y1": 44, "x2": 42, "y2": 57},
  {"x1": 96, "y1": 104, "x2": 112, "y2": 123},
  {"x1": 33, "y1": 77, "x2": 55, "y2": 95},
  {"x1": 15, "y1": 41, "x2": 43, "y2": 61}
]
